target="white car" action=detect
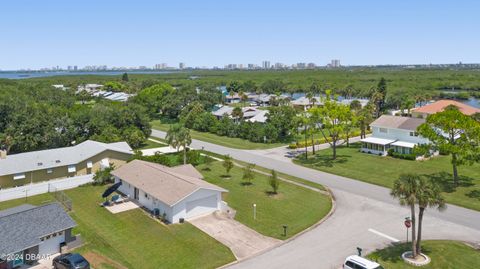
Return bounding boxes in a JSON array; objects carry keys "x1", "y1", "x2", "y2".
[{"x1": 343, "y1": 255, "x2": 384, "y2": 269}]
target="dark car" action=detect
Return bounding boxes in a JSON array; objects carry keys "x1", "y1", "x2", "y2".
[{"x1": 53, "y1": 253, "x2": 90, "y2": 269}]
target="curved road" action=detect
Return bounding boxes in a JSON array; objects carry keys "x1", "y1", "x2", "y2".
[{"x1": 152, "y1": 130, "x2": 480, "y2": 268}]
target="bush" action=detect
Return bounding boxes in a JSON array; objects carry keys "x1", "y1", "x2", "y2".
[{"x1": 390, "y1": 151, "x2": 416, "y2": 160}]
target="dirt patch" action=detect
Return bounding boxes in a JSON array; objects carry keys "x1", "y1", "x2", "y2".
[{"x1": 82, "y1": 251, "x2": 128, "y2": 269}]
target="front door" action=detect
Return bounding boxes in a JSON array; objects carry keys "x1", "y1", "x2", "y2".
[{"x1": 134, "y1": 187, "x2": 139, "y2": 200}]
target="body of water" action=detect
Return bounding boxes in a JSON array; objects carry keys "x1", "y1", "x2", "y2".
[{"x1": 0, "y1": 71, "x2": 178, "y2": 79}]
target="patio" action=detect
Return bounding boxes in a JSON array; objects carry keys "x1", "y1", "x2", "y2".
[{"x1": 104, "y1": 201, "x2": 140, "y2": 214}]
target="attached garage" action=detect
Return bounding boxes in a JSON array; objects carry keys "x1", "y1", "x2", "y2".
[
  {"x1": 113, "y1": 160, "x2": 227, "y2": 224},
  {"x1": 38, "y1": 232, "x2": 65, "y2": 256},
  {"x1": 186, "y1": 195, "x2": 218, "y2": 219}
]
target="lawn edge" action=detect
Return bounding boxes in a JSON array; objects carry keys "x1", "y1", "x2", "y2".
[{"x1": 217, "y1": 186, "x2": 336, "y2": 268}]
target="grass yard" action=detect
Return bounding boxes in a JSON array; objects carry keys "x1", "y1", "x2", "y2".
[
  {"x1": 367, "y1": 241, "x2": 480, "y2": 269},
  {"x1": 197, "y1": 161, "x2": 332, "y2": 239},
  {"x1": 137, "y1": 138, "x2": 166, "y2": 149},
  {"x1": 151, "y1": 120, "x2": 286, "y2": 150},
  {"x1": 0, "y1": 186, "x2": 235, "y2": 269},
  {"x1": 294, "y1": 143, "x2": 480, "y2": 211}
]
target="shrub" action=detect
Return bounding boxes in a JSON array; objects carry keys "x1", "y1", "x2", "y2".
[
  {"x1": 268, "y1": 170, "x2": 280, "y2": 194},
  {"x1": 390, "y1": 151, "x2": 416, "y2": 160}
]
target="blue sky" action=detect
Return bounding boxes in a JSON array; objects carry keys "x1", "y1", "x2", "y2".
[{"x1": 0, "y1": 0, "x2": 479, "y2": 70}]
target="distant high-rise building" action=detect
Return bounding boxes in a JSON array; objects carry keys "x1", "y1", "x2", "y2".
[
  {"x1": 179, "y1": 62, "x2": 186, "y2": 69},
  {"x1": 247, "y1": 64, "x2": 256, "y2": 69},
  {"x1": 330, "y1": 59, "x2": 341, "y2": 68},
  {"x1": 155, "y1": 63, "x2": 168, "y2": 70},
  {"x1": 73, "y1": 66, "x2": 78, "y2": 71},
  {"x1": 262, "y1": 61, "x2": 271, "y2": 69},
  {"x1": 307, "y1": 63, "x2": 316, "y2": 69},
  {"x1": 297, "y1": 63, "x2": 306, "y2": 69},
  {"x1": 274, "y1": 62, "x2": 284, "y2": 69}
]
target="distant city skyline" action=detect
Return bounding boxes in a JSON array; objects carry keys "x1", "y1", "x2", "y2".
[{"x1": 1, "y1": 0, "x2": 479, "y2": 70}]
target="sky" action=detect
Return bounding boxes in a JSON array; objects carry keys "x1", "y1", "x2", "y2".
[{"x1": 1, "y1": 0, "x2": 479, "y2": 70}]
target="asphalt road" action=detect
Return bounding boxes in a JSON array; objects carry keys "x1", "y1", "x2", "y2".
[{"x1": 152, "y1": 130, "x2": 480, "y2": 268}]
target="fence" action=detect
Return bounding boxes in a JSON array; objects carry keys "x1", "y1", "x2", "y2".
[{"x1": 0, "y1": 174, "x2": 93, "y2": 202}]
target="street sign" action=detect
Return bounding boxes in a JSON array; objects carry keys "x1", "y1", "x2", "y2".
[{"x1": 404, "y1": 219, "x2": 412, "y2": 228}]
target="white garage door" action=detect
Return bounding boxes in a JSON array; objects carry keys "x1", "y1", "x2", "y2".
[
  {"x1": 38, "y1": 233, "x2": 65, "y2": 256},
  {"x1": 186, "y1": 195, "x2": 217, "y2": 219}
]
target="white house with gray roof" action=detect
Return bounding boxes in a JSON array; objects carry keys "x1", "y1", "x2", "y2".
[
  {"x1": 0, "y1": 203, "x2": 76, "y2": 269},
  {"x1": 112, "y1": 160, "x2": 227, "y2": 223},
  {"x1": 360, "y1": 115, "x2": 429, "y2": 156}
]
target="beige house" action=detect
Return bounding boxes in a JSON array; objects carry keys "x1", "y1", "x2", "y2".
[{"x1": 0, "y1": 140, "x2": 132, "y2": 189}]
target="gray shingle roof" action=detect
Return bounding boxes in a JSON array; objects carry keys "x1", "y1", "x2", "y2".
[
  {"x1": 370, "y1": 115, "x2": 425, "y2": 131},
  {"x1": 111, "y1": 160, "x2": 227, "y2": 206},
  {"x1": 0, "y1": 140, "x2": 132, "y2": 176},
  {"x1": 0, "y1": 203, "x2": 76, "y2": 256}
]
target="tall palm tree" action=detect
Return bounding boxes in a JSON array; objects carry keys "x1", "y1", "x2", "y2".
[
  {"x1": 416, "y1": 178, "x2": 446, "y2": 256},
  {"x1": 166, "y1": 124, "x2": 192, "y2": 164},
  {"x1": 391, "y1": 173, "x2": 420, "y2": 258},
  {"x1": 177, "y1": 127, "x2": 192, "y2": 165}
]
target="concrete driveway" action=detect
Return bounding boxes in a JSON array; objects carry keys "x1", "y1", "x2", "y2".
[{"x1": 189, "y1": 212, "x2": 281, "y2": 260}]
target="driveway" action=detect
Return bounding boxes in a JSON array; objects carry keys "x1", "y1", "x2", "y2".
[{"x1": 189, "y1": 213, "x2": 281, "y2": 260}]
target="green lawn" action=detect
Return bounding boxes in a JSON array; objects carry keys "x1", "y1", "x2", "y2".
[
  {"x1": 198, "y1": 161, "x2": 332, "y2": 239},
  {"x1": 367, "y1": 241, "x2": 480, "y2": 269},
  {"x1": 151, "y1": 120, "x2": 286, "y2": 150},
  {"x1": 137, "y1": 138, "x2": 166, "y2": 149},
  {"x1": 0, "y1": 186, "x2": 235, "y2": 269},
  {"x1": 294, "y1": 143, "x2": 480, "y2": 211}
]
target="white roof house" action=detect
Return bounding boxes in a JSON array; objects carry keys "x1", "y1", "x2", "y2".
[
  {"x1": 112, "y1": 160, "x2": 227, "y2": 223},
  {"x1": 212, "y1": 106, "x2": 268, "y2": 123},
  {"x1": 0, "y1": 140, "x2": 132, "y2": 177}
]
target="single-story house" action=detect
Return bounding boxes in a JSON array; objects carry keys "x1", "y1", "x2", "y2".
[
  {"x1": 212, "y1": 106, "x2": 268, "y2": 123},
  {"x1": 360, "y1": 115, "x2": 429, "y2": 156},
  {"x1": 0, "y1": 203, "x2": 76, "y2": 269},
  {"x1": 411, "y1": 100, "x2": 480, "y2": 118},
  {"x1": 112, "y1": 160, "x2": 227, "y2": 223},
  {"x1": 0, "y1": 140, "x2": 132, "y2": 189}
]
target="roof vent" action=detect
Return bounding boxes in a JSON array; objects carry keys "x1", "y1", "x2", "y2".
[
  {"x1": 55, "y1": 160, "x2": 61, "y2": 163},
  {"x1": 37, "y1": 162, "x2": 43, "y2": 166}
]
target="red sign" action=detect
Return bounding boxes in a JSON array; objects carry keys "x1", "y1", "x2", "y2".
[{"x1": 404, "y1": 220, "x2": 412, "y2": 228}]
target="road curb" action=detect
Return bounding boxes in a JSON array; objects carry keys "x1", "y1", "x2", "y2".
[{"x1": 217, "y1": 186, "x2": 337, "y2": 269}]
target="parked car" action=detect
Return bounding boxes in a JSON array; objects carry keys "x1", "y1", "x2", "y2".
[
  {"x1": 53, "y1": 253, "x2": 90, "y2": 269},
  {"x1": 343, "y1": 255, "x2": 384, "y2": 269}
]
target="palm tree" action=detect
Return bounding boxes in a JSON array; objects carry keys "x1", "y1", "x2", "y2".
[
  {"x1": 415, "y1": 177, "x2": 446, "y2": 256},
  {"x1": 231, "y1": 107, "x2": 243, "y2": 123},
  {"x1": 306, "y1": 91, "x2": 316, "y2": 107},
  {"x1": 166, "y1": 124, "x2": 192, "y2": 164},
  {"x1": 391, "y1": 173, "x2": 420, "y2": 258}
]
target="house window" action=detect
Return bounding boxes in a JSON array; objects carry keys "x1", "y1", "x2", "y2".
[
  {"x1": 379, "y1": 128, "x2": 388, "y2": 133},
  {"x1": 87, "y1": 161, "x2": 93, "y2": 169},
  {"x1": 67, "y1": 165, "x2": 76, "y2": 173},
  {"x1": 13, "y1": 173, "x2": 25, "y2": 180},
  {"x1": 47, "y1": 168, "x2": 53, "y2": 174}
]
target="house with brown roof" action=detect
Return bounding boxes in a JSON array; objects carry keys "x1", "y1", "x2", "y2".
[
  {"x1": 112, "y1": 160, "x2": 227, "y2": 223},
  {"x1": 411, "y1": 100, "x2": 480, "y2": 119},
  {"x1": 360, "y1": 115, "x2": 429, "y2": 156}
]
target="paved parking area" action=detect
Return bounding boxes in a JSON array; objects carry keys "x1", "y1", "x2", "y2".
[{"x1": 190, "y1": 212, "x2": 281, "y2": 260}]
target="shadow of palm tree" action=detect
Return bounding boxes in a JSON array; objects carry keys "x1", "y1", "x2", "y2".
[
  {"x1": 422, "y1": 172, "x2": 475, "y2": 193},
  {"x1": 368, "y1": 242, "x2": 432, "y2": 264},
  {"x1": 466, "y1": 190, "x2": 480, "y2": 200}
]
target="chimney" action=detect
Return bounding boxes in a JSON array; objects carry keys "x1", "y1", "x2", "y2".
[{"x1": 0, "y1": 150, "x2": 6, "y2": 159}]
